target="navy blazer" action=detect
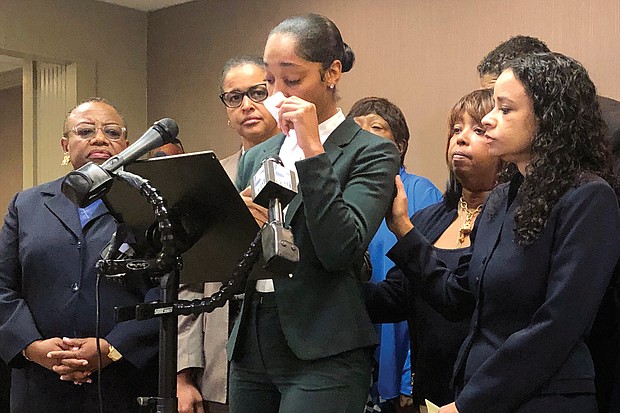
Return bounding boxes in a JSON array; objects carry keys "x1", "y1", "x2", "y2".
[
  {"x1": 388, "y1": 174, "x2": 620, "y2": 413},
  {"x1": 599, "y1": 96, "x2": 620, "y2": 178},
  {"x1": 228, "y1": 118, "x2": 401, "y2": 361},
  {"x1": 364, "y1": 201, "x2": 473, "y2": 405},
  {"x1": 0, "y1": 178, "x2": 159, "y2": 412}
]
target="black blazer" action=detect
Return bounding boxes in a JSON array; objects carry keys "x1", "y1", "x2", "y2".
[
  {"x1": 228, "y1": 118, "x2": 401, "y2": 361},
  {"x1": 0, "y1": 178, "x2": 159, "y2": 412},
  {"x1": 364, "y1": 201, "x2": 472, "y2": 405},
  {"x1": 599, "y1": 96, "x2": 620, "y2": 179},
  {"x1": 388, "y1": 174, "x2": 620, "y2": 413}
]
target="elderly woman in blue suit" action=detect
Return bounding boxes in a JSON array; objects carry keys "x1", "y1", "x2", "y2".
[
  {"x1": 0, "y1": 98, "x2": 159, "y2": 413},
  {"x1": 386, "y1": 53, "x2": 620, "y2": 413}
]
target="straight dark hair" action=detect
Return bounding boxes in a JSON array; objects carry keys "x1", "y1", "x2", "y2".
[{"x1": 269, "y1": 14, "x2": 355, "y2": 77}]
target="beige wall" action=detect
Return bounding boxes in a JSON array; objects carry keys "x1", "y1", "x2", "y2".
[
  {"x1": 0, "y1": 0, "x2": 148, "y2": 189},
  {"x1": 147, "y1": 0, "x2": 620, "y2": 188},
  {"x1": 2, "y1": 0, "x2": 617, "y2": 191},
  {"x1": 0, "y1": 86, "x2": 23, "y2": 210}
]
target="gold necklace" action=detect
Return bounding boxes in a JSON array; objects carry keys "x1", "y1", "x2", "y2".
[{"x1": 457, "y1": 197, "x2": 482, "y2": 247}]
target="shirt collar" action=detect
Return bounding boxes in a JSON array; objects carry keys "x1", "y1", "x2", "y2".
[
  {"x1": 78, "y1": 198, "x2": 104, "y2": 228},
  {"x1": 318, "y1": 108, "x2": 345, "y2": 144}
]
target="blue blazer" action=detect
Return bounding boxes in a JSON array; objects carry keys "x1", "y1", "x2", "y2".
[
  {"x1": 388, "y1": 174, "x2": 620, "y2": 413},
  {"x1": 228, "y1": 118, "x2": 401, "y2": 361},
  {"x1": 0, "y1": 178, "x2": 159, "y2": 412}
]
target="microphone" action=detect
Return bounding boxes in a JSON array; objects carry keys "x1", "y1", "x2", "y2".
[
  {"x1": 250, "y1": 157, "x2": 300, "y2": 275},
  {"x1": 101, "y1": 118, "x2": 179, "y2": 172},
  {"x1": 61, "y1": 118, "x2": 179, "y2": 207}
]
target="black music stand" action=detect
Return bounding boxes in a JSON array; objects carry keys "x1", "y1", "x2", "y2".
[
  {"x1": 104, "y1": 150, "x2": 268, "y2": 283},
  {"x1": 102, "y1": 151, "x2": 267, "y2": 412}
]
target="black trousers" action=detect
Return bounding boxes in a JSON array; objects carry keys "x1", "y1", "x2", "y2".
[
  {"x1": 229, "y1": 292, "x2": 372, "y2": 413},
  {"x1": 10, "y1": 359, "x2": 157, "y2": 413},
  {"x1": 0, "y1": 360, "x2": 10, "y2": 411}
]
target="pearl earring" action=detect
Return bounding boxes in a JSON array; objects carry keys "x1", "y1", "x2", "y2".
[{"x1": 61, "y1": 153, "x2": 70, "y2": 166}]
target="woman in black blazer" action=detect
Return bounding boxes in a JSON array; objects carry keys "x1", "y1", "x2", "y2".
[
  {"x1": 386, "y1": 52, "x2": 620, "y2": 413},
  {"x1": 364, "y1": 89, "x2": 510, "y2": 409}
]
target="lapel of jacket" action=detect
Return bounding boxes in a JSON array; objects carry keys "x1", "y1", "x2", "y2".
[
  {"x1": 261, "y1": 136, "x2": 285, "y2": 159},
  {"x1": 221, "y1": 149, "x2": 242, "y2": 182},
  {"x1": 478, "y1": 179, "x2": 520, "y2": 277},
  {"x1": 284, "y1": 118, "x2": 359, "y2": 226},
  {"x1": 479, "y1": 206, "x2": 506, "y2": 274},
  {"x1": 43, "y1": 178, "x2": 82, "y2": 240}
]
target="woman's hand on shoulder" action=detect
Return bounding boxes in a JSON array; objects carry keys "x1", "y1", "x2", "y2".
[
  {"x1": 386, "y1": 175, "x2": 414, "y2": 239},
  {"x1": 278, "y1": 96, "x2": 324, "y2": 157}
]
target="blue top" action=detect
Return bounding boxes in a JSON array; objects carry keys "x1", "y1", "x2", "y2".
[
  {"x1": 368, "y1": 166, "x2": 441, "y2": 399},
  {"x1": 77, "y1": 199, "x2": 104, "y2": 228}
]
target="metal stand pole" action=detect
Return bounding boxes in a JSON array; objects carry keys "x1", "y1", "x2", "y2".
[
  {"x1": 103, "y1": 171, "x2": 263, "y2": 413},
  {"x1": 156, "y1": 271, "x2": 179, "y2": 413}
]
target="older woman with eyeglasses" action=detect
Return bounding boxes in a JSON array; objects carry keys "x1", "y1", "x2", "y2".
[
  {"x1": 217, "y1": 55, "x2": 281, "y2": 178},
  {"x1": 176, "y1": 55, "x2": 279, "y2": 413},
  {"x1": 0, "y1": 97, "x2": 160, "y2": 413}
]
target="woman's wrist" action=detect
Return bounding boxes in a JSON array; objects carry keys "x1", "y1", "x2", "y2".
[
  {"x1": 300, "y1": 135, "x2": 325, "y2": 158},
  {"x1": 22, "y1": 340, "x2": 40, "y2": 362},
  {"x1": 395, "y1": 220, "x2": 414, "y2": 240}
]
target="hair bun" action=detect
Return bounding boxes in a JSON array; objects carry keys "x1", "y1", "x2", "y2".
[{"x1": 341, "y1": 43, "x2": 356, "y2": 72}]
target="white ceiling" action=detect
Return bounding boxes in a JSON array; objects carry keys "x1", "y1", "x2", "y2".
[{"x1": 95, "y1": 0, "x2": 195, "y2": 12}]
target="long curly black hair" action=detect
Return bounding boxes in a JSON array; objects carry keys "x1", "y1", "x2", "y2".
[{"x1": 504, "y1": 52, "x2": 617, "y2": 246}]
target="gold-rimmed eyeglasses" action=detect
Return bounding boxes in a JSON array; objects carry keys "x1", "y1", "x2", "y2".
[{"x1": 69, "y1": 124, "x2": 126, "y2": 140}]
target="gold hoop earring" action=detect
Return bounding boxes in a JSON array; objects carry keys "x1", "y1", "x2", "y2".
[{"x1": 61, "y1": 153, "x2": 70, "y2": 166}]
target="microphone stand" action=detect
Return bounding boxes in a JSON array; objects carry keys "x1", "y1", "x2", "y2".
[{"x1": 98, "y1": 170, "x2": 263, "y2": 413}]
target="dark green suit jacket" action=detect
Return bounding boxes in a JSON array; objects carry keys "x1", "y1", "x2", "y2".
[{"x1": 228, "y1": 118, "x2": 400, "y2": 361}]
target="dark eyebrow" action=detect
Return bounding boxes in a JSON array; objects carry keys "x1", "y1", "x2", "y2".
[
  {"x1": 224, "y1": 83, "x2": 266, "y2": 94},
  {"x1": 264, "y1": 61, "x2": 300, "y2": 68},
  {"x1": 496, "y1": 96, "x2": 514, "y2": 104}
]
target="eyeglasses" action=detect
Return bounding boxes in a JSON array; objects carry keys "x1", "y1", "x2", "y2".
[
  {"x1": 219, "y1": 83, "x2": 269, "y2": 108},
  {"x1": 70, "y1": 124, "x2": 126, "y2": 140}
]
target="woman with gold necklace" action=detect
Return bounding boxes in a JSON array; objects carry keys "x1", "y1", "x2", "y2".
[
  {"x1": 384, "y1": 53, "x2": 619, "y2": 413},
  {"x1": 364, "y1": 88, "x2": 507, "y2": 411}
]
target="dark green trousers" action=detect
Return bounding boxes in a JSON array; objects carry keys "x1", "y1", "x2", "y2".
[{"x1": 229, "y1": 292, "x2": 372, "y2": 413}]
